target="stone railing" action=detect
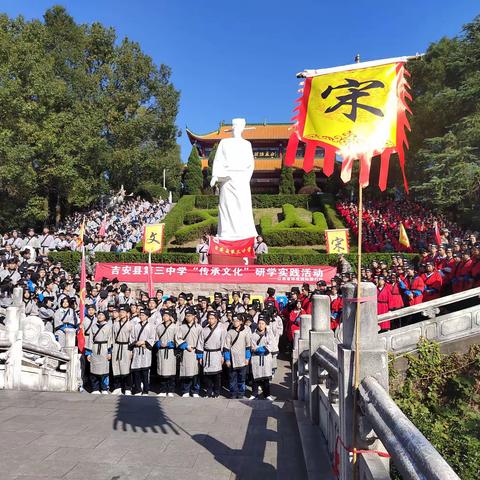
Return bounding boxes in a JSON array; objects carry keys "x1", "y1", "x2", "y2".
[
  {"x1": 0, "y1": 288, "x2": 80, "y2": 392},
  {"x1": 377, "y1": 286, "x2": 480, "y2": 354},
  {"x1": 292, "y1": 284, "x2": 460, "y2": 480}
]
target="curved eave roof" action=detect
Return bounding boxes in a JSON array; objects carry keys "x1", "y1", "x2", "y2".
[{"x1": 187, "y1": 123, "x2": 293, "y2": 143}]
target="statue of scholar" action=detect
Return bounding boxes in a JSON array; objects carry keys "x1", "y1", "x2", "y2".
[{"x1": 210, "y1": 118, "x2": 258, "y2": 241}]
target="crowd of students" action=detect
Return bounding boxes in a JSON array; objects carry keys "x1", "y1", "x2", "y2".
[
  {"x1": 1, "y1": 197, "x2": 171, "y2": 257},
  {"x1": 336, "y1": 199, "x2": 468, "y2": 253}
]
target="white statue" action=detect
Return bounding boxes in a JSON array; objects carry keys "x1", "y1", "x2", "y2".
[{"x1": 210, "y1": 118, "x2": 258, "y2": 241}]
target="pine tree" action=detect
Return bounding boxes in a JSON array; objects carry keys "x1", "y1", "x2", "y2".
[
  {"x1": 279, "y1": 167, "x2": 295, "y2": 194},
  {"x1": 204, "y1": 143, "x2": 218, "y2": 190},
  {"x1": 184, "y1": 146, "x2": 203, "y2": 195}
]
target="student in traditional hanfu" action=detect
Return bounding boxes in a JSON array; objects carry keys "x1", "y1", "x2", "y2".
[
  {"x1": 53, "y1": 297, "x2": 78, "y2": 347},
  {"x1": 197, "y1": 311, "x2": 226, "y2": 398},
  {"x1": 111, "y1": 305, "x2": 133, "y2": 395},
  {"x1": 250, "y1": 314, "x2": 275, "y2": 401},
  {"x1": 155, "y1": 308, "x2": 178, "y2": 397},
  {"x1": 85, "y1": 312, "x2": 113, "y2": 394},
  {"x1": 223, "y1": 315, "x2": 251, "y2": 399},
  {"x1": 175, "y1": 307, "x2": 202, "y2": 398},
  {"x1": 129, "y1": 309, "x2": 156, "y2": 396},
  {"x1": 264, "y1": 302, "x2": 283, "y2": 378}
]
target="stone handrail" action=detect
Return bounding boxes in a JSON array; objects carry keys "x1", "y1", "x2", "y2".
[
  {"x1": 359, "y1": 376, "x2": 460, "y2": 480},
  {"x1": 292, "y1": 289, "x2": 461, "y2": 479},
  {"x1": 377, "y1": 286, "x2": 480, "y2": 325}
]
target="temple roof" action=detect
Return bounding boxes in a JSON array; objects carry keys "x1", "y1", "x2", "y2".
[{"x1": 186, "y1": 123, "x2": 293, "y2": 143}]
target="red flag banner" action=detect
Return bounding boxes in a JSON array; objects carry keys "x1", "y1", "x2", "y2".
[
  {"x1": 94, "y1": 262, "x2": 337, "y2": 285},
  {"x1": 434, "y1": 222, "x2": 442, "y2": 245},
  {"x1": 77, "y1": 252, "x2": 86, "y2": 353},
  {"x1": 208, "y1": 236, "x2": 256, "y2": 258}
]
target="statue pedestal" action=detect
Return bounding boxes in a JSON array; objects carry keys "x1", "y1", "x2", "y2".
[{"x1": 208, "y1": 254, "x2": 256, "y2": 265}]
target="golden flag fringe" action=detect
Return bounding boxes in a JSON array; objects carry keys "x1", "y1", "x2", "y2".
[{"x1": 285, "y1": 57, "x2": 413, "y2": 192}]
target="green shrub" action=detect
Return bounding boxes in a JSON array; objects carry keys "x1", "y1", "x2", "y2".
[
  {"x1": 48, "y1": 251, "x2": 82, "y2": 274},
  {"x1": 279, "y1": 167, "x2": 295, "y2": 194},
  {"x1": 195, "y1": 194, "x2": 312, "y2": 209},
  {"x1": 163, "y1": 195, "x2": 195, "y2": 244},
  {"x1": 260, "y1": 203, "x2": 328, "y2": 246},
  {"x1": 320, "y1": 193, "x2": 345, "y2": 229}
]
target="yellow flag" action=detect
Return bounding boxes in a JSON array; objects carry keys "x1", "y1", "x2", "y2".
[
  {"x1": 325, "y1": 229, "x2": 349, "y2": 254},
  {"x1": 143, "y1": 224, "x2": 165, "y2": 253},
  {"x1": 285, "y1": 58, "x2": 412, "y2": 191},
  {"x1": 399, "y1": 223, "x2": 410, "y2": 248},
  {"x1": 77, "y1": 218, "x2": 85, "y2": 248}
]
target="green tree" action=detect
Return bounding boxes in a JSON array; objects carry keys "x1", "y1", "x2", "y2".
[
  {"x1": 279, "y1": 167, "x2": 295, "y2": 194},
  {"x1": 303, "y1": 170, "x2": 317, "y2": 187},
  {"x1": 204, "y1": 143, "x2": 218, "y2": 190},
  {"x1": 0, "y1": 6, "x2": 181, "y2": 229},
  {"x1": 184, "y1": 146, "x2": 203, "y2": 195},
  {"x1": 405, "y1": 16, "x2": 480, "y2": 225}
]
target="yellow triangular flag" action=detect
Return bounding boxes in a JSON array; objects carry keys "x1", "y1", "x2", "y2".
[{"x1": 399, "y1": 223, "x2": 410, "y2": 248}]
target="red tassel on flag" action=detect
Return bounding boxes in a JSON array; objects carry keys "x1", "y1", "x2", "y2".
[{"x1": 284, "y1": 132, "x2": 299, "y2": 166}]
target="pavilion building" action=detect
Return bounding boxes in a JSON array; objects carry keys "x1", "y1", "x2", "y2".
[{"x1": 186, "y1": 122, "x2": 325, "y2": 193}]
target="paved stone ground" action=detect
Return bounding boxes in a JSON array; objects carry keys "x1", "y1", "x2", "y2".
[{"x1": 0, "y1": 357, "x2": 307, "y2": 480}]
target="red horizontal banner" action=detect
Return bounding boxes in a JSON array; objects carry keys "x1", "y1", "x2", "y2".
[
  {"x1": 94, "y1": 263, "x2": 337, "y2": 285},
  {"x1": 207, "y1": 236, "x2": 256, "y2": 258}
]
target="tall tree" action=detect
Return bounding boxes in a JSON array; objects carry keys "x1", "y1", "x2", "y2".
[
  {"x1": 184, "y1": 146, "x2": 203, "y2": 195},
  {"x1": 279, "y1": 167, "x2": 295, "y2": 194},
  {"x1": 0, "y1": 6, "x2": 181, "y2": 229}
]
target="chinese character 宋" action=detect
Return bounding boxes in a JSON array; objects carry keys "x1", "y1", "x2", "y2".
[
  {"x1": 331, "y1": 236, "x2": 345, "y2": 253},
  {"x1": 321, "y1": 78, "x2": 385, "y2": 122}
]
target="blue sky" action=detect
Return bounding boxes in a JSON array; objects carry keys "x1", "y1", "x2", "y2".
[{"x1": 2, "y1": 1, "x2": 479, "y2": 160}]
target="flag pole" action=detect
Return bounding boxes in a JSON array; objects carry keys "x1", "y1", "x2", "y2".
[
  {"x1": 148, "y1": 251, "x2": 153, "y2": 297},
  {"x1": 352, "y1": 54, "x2": 363, "y2": 480}
]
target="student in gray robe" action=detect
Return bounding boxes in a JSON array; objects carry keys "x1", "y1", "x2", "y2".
[
  {"x1": 85, "y1": 313, "x2": 113, "y2": 394},
  {"x1": 38, "y1": 297, "x2": 55, "y2": 333},
  {"x1": 250, "y1": 314, "x2": 275, "y2": 401},
  {"x1": 112, "y1": 305, "x2": 133, "y2": 395},
  {"x1": 53, "y1": 297, "x2": 78, "y2": 347},
  {"x1": 175, "y1": 293, "x2": 188, "y2": 324},
  {"x1": 196, "y1": 311, "x2": 226, "y2": 398},
  {"x1": 224, "y1": 315, "x2": 252, "y2": 399},
  {"x1": 82, "y1": 305, "x2": 97, "y2": 390},
  {"x1": 155, "y1": 309, "x2": 178, "y2": 397},
  {"x1": 175, "y1": 307, "x2": 202, "y2": 398},
  {"x1": 23, "y1": 290, "x2": 39, "y2": 316},
  {"x1": 129, "y1": 309, "x2": 156, "y2": 395},
  {"x1": 267, "y1": 309, "x2": 284, "y2": 376}
]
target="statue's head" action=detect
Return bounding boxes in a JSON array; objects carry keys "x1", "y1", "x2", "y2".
[{"x1": 231, "y1": 118, "x2": 246, "y2": 138}]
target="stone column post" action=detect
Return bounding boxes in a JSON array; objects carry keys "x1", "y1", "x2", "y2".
[
  {"x1": 63, "y1": 329, "x2": 79, "y2": 392},
  {"x1": 309, "y1": 294, "x2": 334, "y2": 424},
  {"x1": 292, "y1": 329, "x2": 300, "y2": 399},
  {"x1": 297, "y1": 314, "x2": 311, "y2": 402},
  {"x1": 337, "y1": 282, "x2": 389, "y2": 480}
]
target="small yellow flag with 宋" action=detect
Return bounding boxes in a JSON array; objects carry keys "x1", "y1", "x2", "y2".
[
  {"x1": 143, "y1": 224, "x2": 165, "y2": 254},
  {"x1": 399, "y1": 223, "x2": 410, "y2": 249}
]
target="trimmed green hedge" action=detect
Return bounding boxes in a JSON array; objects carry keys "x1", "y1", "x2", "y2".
[
  {"x1": 195, "y1": 194, "x2": 319, "y2": 209},
  {"x1": 258, "y1": 252, "x2": 420, "y2": 268},
  {"x1": 174, "y1": 210, "x2": 218, "y2": 244},
  {"x1": 163, "y1": 195, "x2": 196, "y2": 244},
  {"x1": 260, "y1": 204, "x2": 328, "y2": 246},
  {"x1": 48, "y1": 251, "x2": 82, "y2": 274},
  {"x1": 320, "y1": 193, "x2": 345, "y2": 229}
]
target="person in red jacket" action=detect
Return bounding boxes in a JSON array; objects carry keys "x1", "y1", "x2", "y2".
[
  {"x1": 400, "y1": 265, "x2": 425, "y2": 306},
  {"x1": 388, "y1": 273, "x2": 405, "y2": 310},
  {"x1": 452, "y1": 252, "x2": 474, "y2": 293},
  {"x1": 421, "y1": 262, "x2": 443, "y2": 302},
  {"x1": 287, "y1": 300, "x2": 305, "y2": 345},
  {"x1": 328, "y1": 286, "x2": 343, "y2": 330},
  {"x1": 299, "y1": 283, "x2": 312, "y2": 314},
  {"x1": 376, "y1": 276, "x2": 391, "y2": 331},
  {"x1": 264, "y1": 287, "x2": 280, "y2": 311},
  {"x1": 471, "y1": 245, "x2": 480, "y2": 287}
]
